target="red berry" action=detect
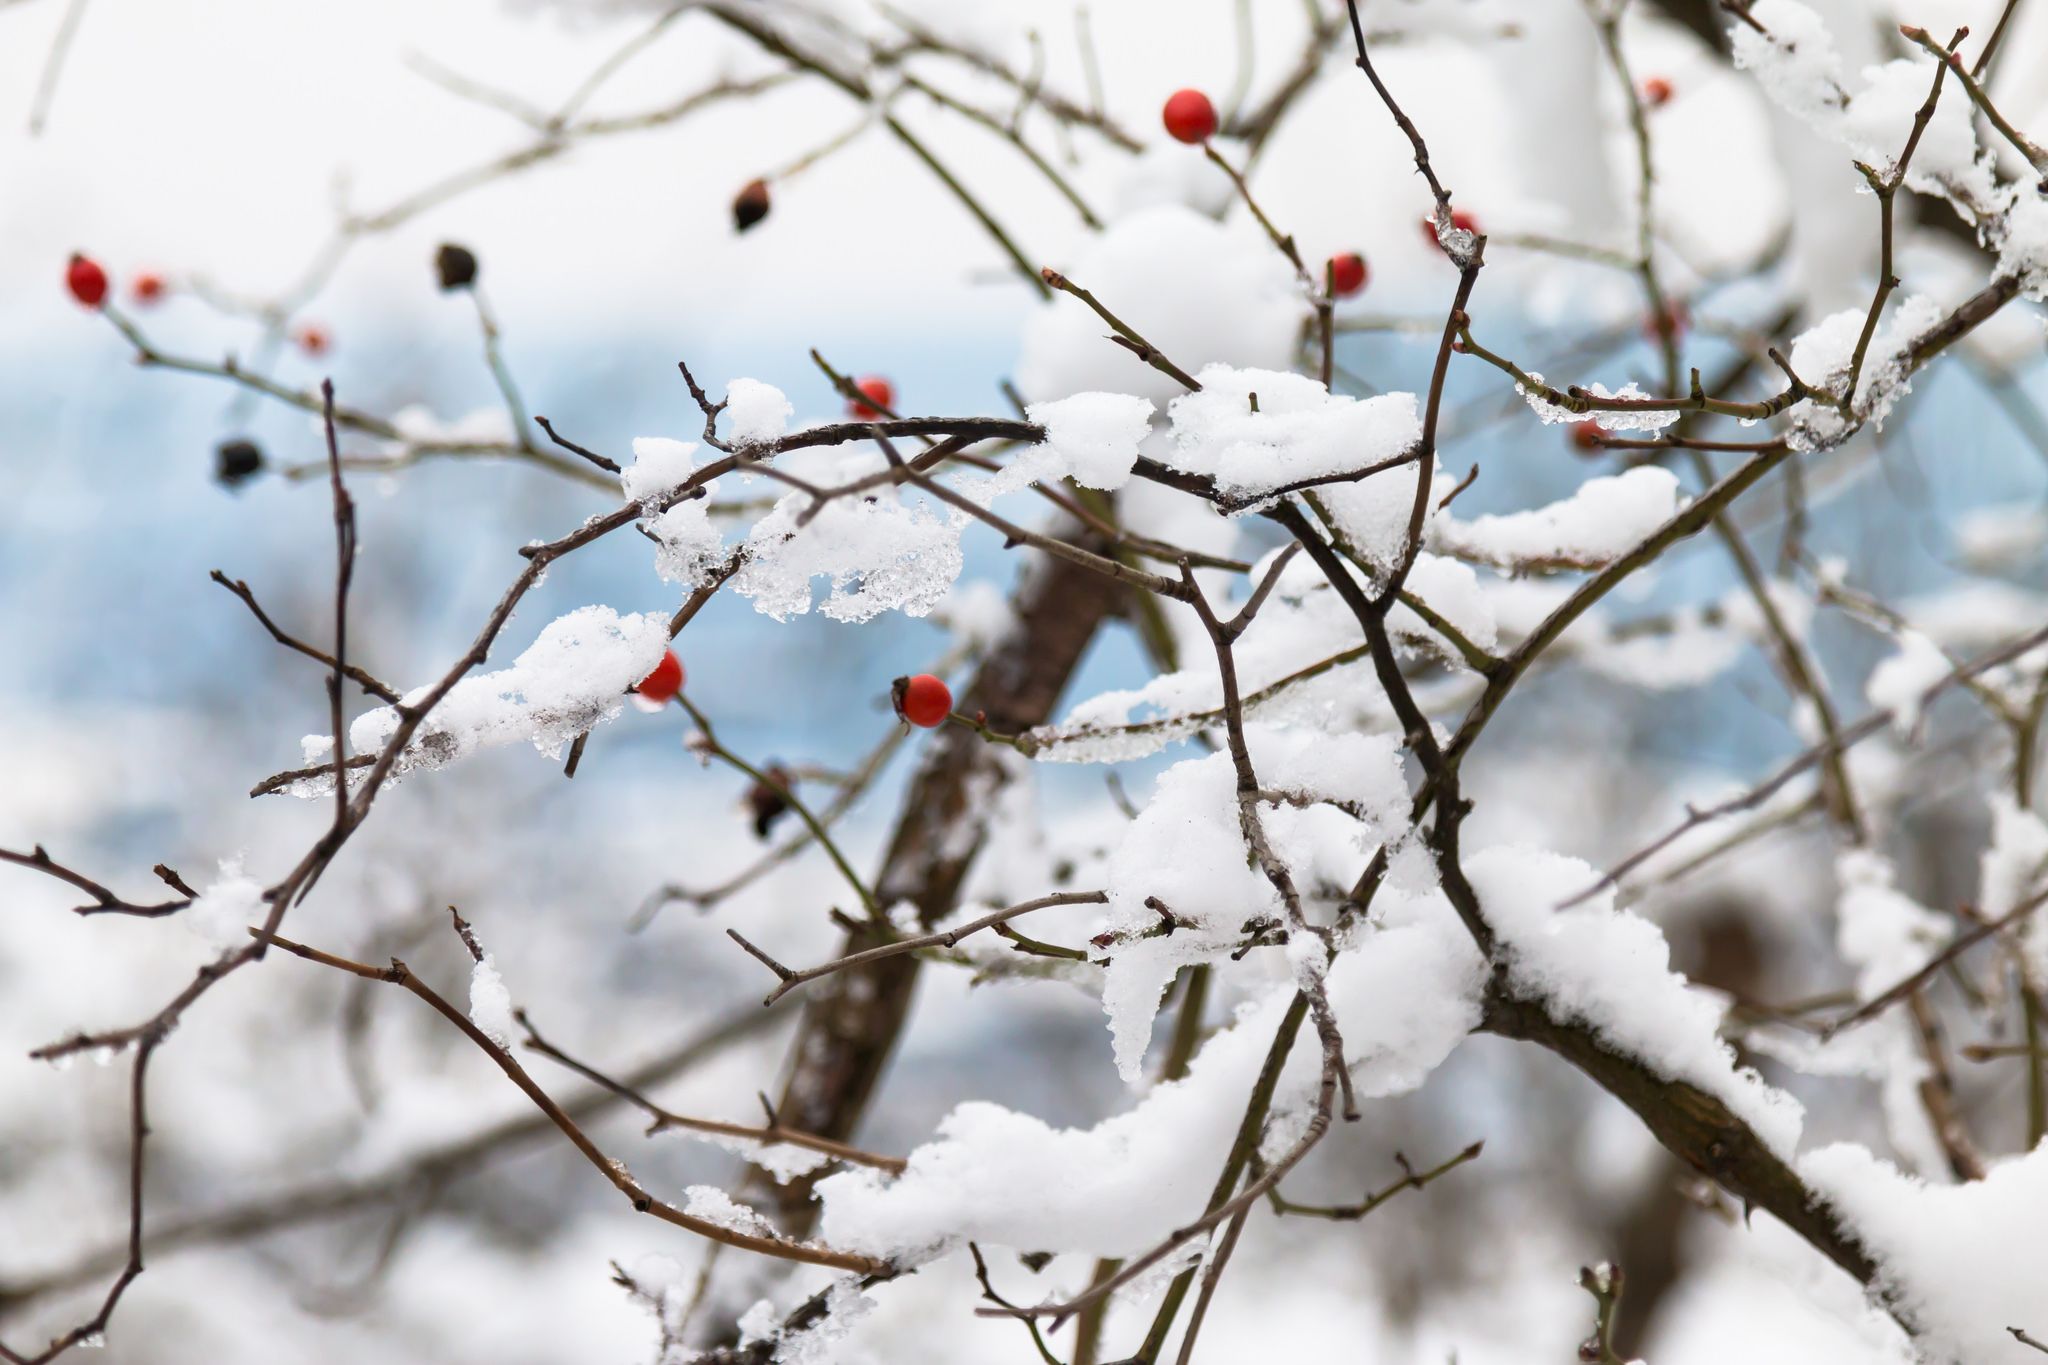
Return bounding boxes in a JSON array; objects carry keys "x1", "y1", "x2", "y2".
[
  {"x1": 65, "y1": 253, "x2": 108, "y2": 308},
  {"x1": 849, "y1": 375, "x2": 895, "y2": 419},
  {"x1": 1642, "y1": 76, "x2": 1674, "y2": 108},
  {"x1": 295, "y1": 323, "x2": 331, "y2": 357},
  {"x1": 1570, "y1": 420, "x2": 1605, "y2": 453},
  {"x1": 895, "y1": 673, "x2": 952, "y2": 729},
  {"x1": 131, "y1": 271, "x2": 166, "y2": 305},
  {"x1": 1161, "y1": 89, "x2": 1218, "y2": 145},
  {"x1": 1328, "y1": 252, "x2": 1369, "y2": 297},
  {"x1": 636, "y1": 650, "x2": 685, "y2": 705}
]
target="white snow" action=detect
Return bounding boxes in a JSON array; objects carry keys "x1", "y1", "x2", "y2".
[
  {"x1": 816, "y1": 885, "x2": 1482, "y2": 1259},
  {"x1": 317, "y1": 605, "x2": 671, "y2": 786},
  {"x1": 1163, "y1": 365, "x2": 1422, "y2": 509},
  {"x1": 1864, "y1": 629, "x2": 1950, "y2": 736},
  {"x1": 1025, "y1": 391, "x2": 1155, "y2": 491},
  {"x1": 1520, "y1": 379, "x2": 1682, "y2": 434},
  {"x1": 1800, "y1": 1140, "x2": 2048, "y2": 1363},
  {"x1": 620, "y1": 436, "x2": 700, "y2": 504},
  {"x1": 644, "y1": 498, "x2": 727, "y2": 589},
  {"x1": 1433, "y1": 467, "x2": 1682, "y2": 571},
  {"x1": 1834, "y1": 851, "x2": 1951, "y2": 1003},
  {"x1": 722, "y1": 378, "x2": 793, "y2": 447},
  {"x1": 1471, "y1": 845, "x2": 1805, "y2": 1157},
  {"x1": 682, "y1": 1185, "x2": 778, "y2": 1239},
  {"x1": 468, "y1": 956, "x2": 515, "y2": 1049},
  {"x1": 1732, "y1": 1, "x2": 1996, "y2": 209},
  {"x1": 733, "y1": 488, "x2": 964, "y2": 623},
  {"x1": 183, "y1": 858, "x2": 265, "y2": 950},
  {"x1": 1097, "y1": 729, "x2": 1411, "y2": 1079}
]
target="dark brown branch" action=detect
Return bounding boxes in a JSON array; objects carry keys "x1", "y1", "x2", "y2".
[
  {"x1": 252, "y1": 929, "x2": 889, "y2": 1275},
  {"x1": 209, "y1": 571, "x2": 400, "y2": 703}
]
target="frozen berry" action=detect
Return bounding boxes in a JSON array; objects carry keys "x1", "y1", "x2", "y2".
[
  {"x1": 66, "y1": 253, "x2": 108, "y2": 308},
  {"x1": 848, "y1": 375, "x2": 895, "y2": 419},
  {"x1": 894, "y1": 673, "x2": 952, "y2": 729},
  {"x1": 1421, "y1": 210, "x2": 1481, "y2": 251},
  {"x1": 131, "y1": 271, "x2": 167, "y2": 306},
  {"x1": 435, "y1": 243, "x2": 478, "y2": 292},
  {"x1": 1642, "y1": 76, "x2": 1674, "y2": 108},
  {"x1": 1569, "y1": 420, "x2": 1605, "y2": 454},
  {"x1": 1328, "y1": 252, "x2": 1368, "y2": 297},
  {"x1": 295, "y1": 323, "x2": 331, "y2": 357},
  {"x1": 732, "y1": 179, "x2": 771, "y2": 233},
  {"x1": 1161, "y1": 89, "x2": 1218, "y2": 145},
  {"x1": 215, "y1": 438, "x2": 266, "y2": 487},
  {"x1": 635, "y1": 650, "x2": 685, "y2": 706}
]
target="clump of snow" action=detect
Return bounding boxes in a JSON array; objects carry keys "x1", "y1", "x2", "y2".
[
  {"x1": 1017, "y1": 205, "x2": 1301, "y2": 404},
  {"x1": 733, "y1": 490, "x2": 964, "y2": 623},
  {"x1": 1800, "y1": 1141, "x2": 2048, "y2": 1363},
  {"x1": 1163, "y1": 365, "x2": 1421, "y2": 509},
  {"x1": 1787, "y1": 308, "x2": 1867, "y2": 396},
  {"x1": 1392, "y1": 554, "x2": 1497, "y2": 652},
  {"x1": 1470, "y1": 845, "x2": 1805, "y2": 1156},
  {"x1": 1834, "y1": 851, "x2": 1949, "y2": 1002},
  {"x1": 620, "y1": 437, "x2": 700, "y2": 504},
  {"x1": 1028, "y1": 547, "x2": 1495, "y2": 763},
  {"x1": 737, "y1": 1278, "x2": 876, "y2": 1365},
  {"x1": 1982, "y1": 794, "x2": 2048, "y2": 919},
  {"x1": 1997, "y1": 191, "x2": 2048, "y2": 302},
  {"x1": 683, "y1": 1186, "x2": 779, "y2": 1239},
  {"x1": 1864, "y1": 629, "x2": 1950, "y2": 736},
  {"x1": 644, "y1": 498, "x2": 727, "y2": 589},
  {"x1": 1732, "y1": 2, "x2": 1996, "y2": 210},
  {"x1": 1519, "y1": 379, "x2": 1681, "y2": 434},
  {"x1": 183, "y1": 858, "x2": 265, "y2": 950},
  {"x1": 1981, "y1": 793, "x2": 2048, "y2": 980},
  {"x1": 702, "y1": 1132, "x2": 834, "y2": 1184},
  {"x1": 468, "y1": 956, "x2": 515, "y2": 1048},
  {"x1": 1746, "y1": 853, "x2": 1949, "y2": 1174},
  {"x1": 308, "y1": 606, "x2": 670, "y2": 789},
  {"x1": 723, "y1": 379, "x2": 793, "y2": 447},
  {"x1": 1433, "y1": 467, "x2": 1681, "y2": 571},
  {"x1": 815, "y1": 885, "x2": 1482, "y2": 1258},
  {"x1": 1025, "y1": 391, "x2": 1155, "y2": 490},
  {"x1": 1317, "y1": 459, "x2": 1435, "y2": 575},
  {"x1": 1096, "y1": 729, "x2": 1412, "y2": 1079},
  {"x1": 653, "y1": 1123, "x2": 835, "y2": 1183}
]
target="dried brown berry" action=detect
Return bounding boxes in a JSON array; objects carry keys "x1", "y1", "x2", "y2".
[
  {"x1": 435, "y1": 243, "x2": 478, "y2": 292},
  {"x1": 732, "y1": 179, "x2": 771, "y2": 233}
]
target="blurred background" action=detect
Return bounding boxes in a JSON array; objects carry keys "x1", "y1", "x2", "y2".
[{"x1": 1, "y1": 0, "x2": 2045, "y2": 1360}]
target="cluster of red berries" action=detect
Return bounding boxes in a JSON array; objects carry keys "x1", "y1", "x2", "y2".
[
  {"x1": 67, "y1": 251, "x2": 333, "y2": 356},
  {"x1": 67, "y1": 255, "x2": 174, "y2": 308}
]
